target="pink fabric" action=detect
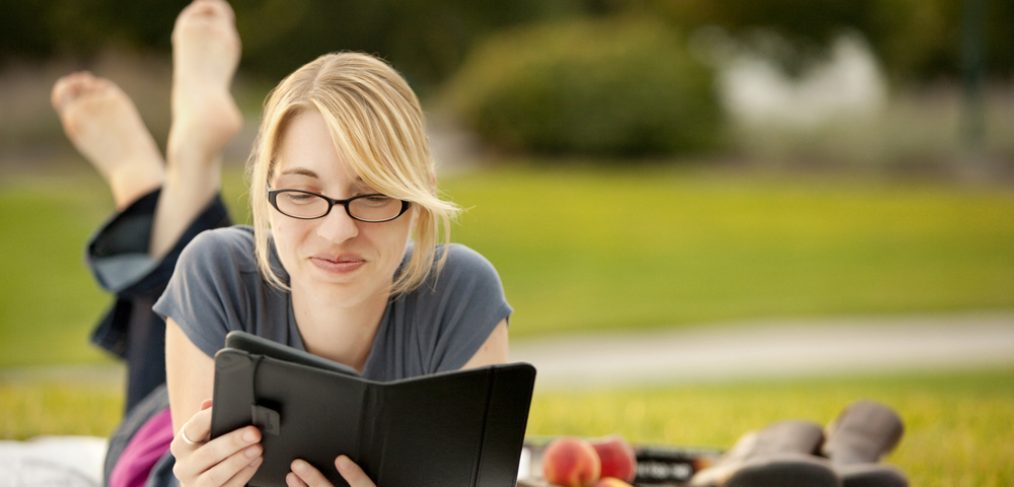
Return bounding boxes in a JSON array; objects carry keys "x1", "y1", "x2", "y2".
[{"x1": 110, "y1": 408, "x2": 175, "y2": 487}]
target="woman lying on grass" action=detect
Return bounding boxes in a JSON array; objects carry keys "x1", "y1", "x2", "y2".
[{"x1": 51, "y1": 1, "x2": 510, "y2": 485}]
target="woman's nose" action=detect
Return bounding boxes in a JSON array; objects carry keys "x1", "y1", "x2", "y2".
[{"x1": 315, "y1": 206, "x2": 359, "y2": 243}]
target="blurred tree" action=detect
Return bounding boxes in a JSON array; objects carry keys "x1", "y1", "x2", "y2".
[
  {"x1": 643, "y1": 0, "x2": 1013, "y2": 84},
  {"x1": 444, "y1": 16, "x2": 723, "y2": 157},
  {"x1": 0, "y1": 0, "x2": 584, "y2": 94},
  {"x1": 2, "y1": 0, "x2": 1010, "y2": 88}
]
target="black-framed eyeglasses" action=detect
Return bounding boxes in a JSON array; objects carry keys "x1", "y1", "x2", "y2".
[{"x1": 267, "y1": 189, "x2": 410, "y2": 223}]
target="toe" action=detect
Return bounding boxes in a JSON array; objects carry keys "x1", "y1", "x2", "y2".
[{"x1": 52, "y1": 73, "x2": 89, "y2": 112}]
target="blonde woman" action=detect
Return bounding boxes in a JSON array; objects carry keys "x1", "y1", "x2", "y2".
[{"x1": 51, "y1": 1, "x2": 510, "y2": 486}]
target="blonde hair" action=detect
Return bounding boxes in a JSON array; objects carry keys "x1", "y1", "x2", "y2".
[{"x1": 248, "y1": 52, "x2": 459, "y2": 295}]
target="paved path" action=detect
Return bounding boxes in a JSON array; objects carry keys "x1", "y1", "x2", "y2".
[
  {"x1": 510, "y1": 311, "x2": 1014, "y2": 390},
  {"x1": 3, "y1": 312, "x2": 1012, "y2": 391}
]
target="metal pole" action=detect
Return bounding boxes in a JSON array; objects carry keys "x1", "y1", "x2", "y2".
[{"x1": 961, "y1": 0, "x2": 987, "y2": 171}]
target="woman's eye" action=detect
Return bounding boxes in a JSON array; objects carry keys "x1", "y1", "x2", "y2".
[
  {"x1": 285, "y1": 193, "x2": 316, "y2": 204},
  {"x1": 361, "y1": 195, "x2": 391, "y2": 206}
]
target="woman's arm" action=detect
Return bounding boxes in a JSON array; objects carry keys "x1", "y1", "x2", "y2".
[
  {"x1": 166, "y1": 318, "x2": 214, "y2": 431},
  {"x1": 166, "y1": 318, "x2": 265, "y2": 486},
  {"x1": 461, "y1": 319, "x2": 510, "y2": 369}
]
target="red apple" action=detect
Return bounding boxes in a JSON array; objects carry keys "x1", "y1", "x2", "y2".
[
  {"x1": 591, "y1": 436, "x2": 637, "y2": 483},
  {"x1": 543, "y1": 437, "x2": 602, "y2": 487},
  {"x1": 593, "y1": 478, "x2": 634, "y2": 487}
]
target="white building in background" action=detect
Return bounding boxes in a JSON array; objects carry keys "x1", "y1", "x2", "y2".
[{"x1": 717, "y1": 34, "x2": 888, "y2": 129}]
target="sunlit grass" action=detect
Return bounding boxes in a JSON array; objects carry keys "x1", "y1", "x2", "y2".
[
  {"x1": 526, "y1": 367, "x2": 1014, "y2": 487},
  {"x1": 3, "y1": 366, "x2": 1010, "y2": 487},
  {"x1": 442, "y1": 164, "x2": 1014, "y2": 337},
  {"x1": 3, "y1": 163, "x2": 1014, "y2": 365},
  {"x1": 0, "y1": 374, "x2": 122, "y2": 440}
]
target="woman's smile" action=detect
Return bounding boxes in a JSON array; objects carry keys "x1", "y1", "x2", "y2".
[{"x1": 309, "y1": 253, "x2": 367, "y2": 275}]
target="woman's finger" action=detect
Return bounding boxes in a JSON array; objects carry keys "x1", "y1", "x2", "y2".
[
  {"x1": 335, "y1": 456, "x2": 376, "y2": 487},
  {"x1": 286, "y1": 471, "x2": 309, "y2": 487},
  {"x1": 221, "y1": 455, "x2": 264, "y2": 487},
  {"x1": 172, "y1": 423, "x2": 261, "y2": 481},
  {"x1": 199, "y1": 445, "x2": 263, "y2": 487},
  {"x1": 170, "y1": 405, "x2": 214, "y2": 457},
  {"x1": 290, "y1": 459, "x2": 334, "y2": 487}
]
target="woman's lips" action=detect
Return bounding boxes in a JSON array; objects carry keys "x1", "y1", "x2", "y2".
[{"x1": 309, "y1": 255, "x2": 366, "y2": 274}]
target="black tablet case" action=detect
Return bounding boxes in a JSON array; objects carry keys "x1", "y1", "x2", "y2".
[{"x1": 210, "y1": 331, "x2": 537, "y2": 487}]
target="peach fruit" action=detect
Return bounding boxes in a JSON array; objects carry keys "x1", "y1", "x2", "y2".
[
  {"x1": 593, "y1": 478, "x2": 634, "y2": 487},
  {"x1": 591, "y1": 436, "x2": 637, "y2": 483},
  {"x1": 543, "y1": 437, "x2": 602, "y2": 487}
]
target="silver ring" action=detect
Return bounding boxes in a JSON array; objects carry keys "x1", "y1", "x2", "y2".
[{"x1": 180, "y1": 426, "x2": 202, "y2": 446}]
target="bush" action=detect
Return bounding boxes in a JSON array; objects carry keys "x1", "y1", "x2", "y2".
[{"x1": 442, "y1": 16, "x2": 723, "y2": 158}]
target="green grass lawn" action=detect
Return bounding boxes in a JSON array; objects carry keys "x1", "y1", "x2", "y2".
[
  {"x1": 445, "y1": 165, "x2": 1014, "y2": 338},
  {"x1": 3, "y1": 366, "x2": 1011, "y2": 486},
  {"x1": 526, "y1": 366, "x2": 1014, "y2": 487},
  {"x1": 1, "y1": 163, "x2": 1013, "y2": 366}
]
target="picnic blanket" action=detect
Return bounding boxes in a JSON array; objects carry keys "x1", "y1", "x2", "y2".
[{"x1": 0, "y1": 436, "x2": 107, "y2": 486}]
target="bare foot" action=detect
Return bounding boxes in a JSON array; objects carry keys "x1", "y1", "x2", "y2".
[
  {"x1": 153, "y1": 0, "x2": 243, "y2": 258},
  {"x1": 168, "y1": 0, "x2": 243, "y2": 164},
  {"x1": 51, "y1": 72, "x2": 165, "y2": 209}
]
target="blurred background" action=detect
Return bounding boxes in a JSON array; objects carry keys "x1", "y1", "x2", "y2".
[{"x1": 1, "y1": 1, "x2": 1012, "y2": 485}]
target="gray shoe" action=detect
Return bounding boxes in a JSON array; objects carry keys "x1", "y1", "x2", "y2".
[
  {"x1": 822, "y1": 401, "x2": 908, "y2": 487},
  {"x1": 835, "y1": 464, "x2": 908, "y2": 487},
  {"x1": 690, "y1": 420, "x2": 839, "y2": 487},
  {"x1": 726, "y1": 453, "x2": 840, "y2": 487}
]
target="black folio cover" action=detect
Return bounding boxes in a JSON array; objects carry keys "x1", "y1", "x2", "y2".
[{"x1": 210, "y1": 331, "x2": 537, "y2": 487}]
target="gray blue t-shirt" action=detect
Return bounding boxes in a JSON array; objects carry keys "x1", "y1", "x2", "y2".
[{"x1": 152, "y1": 226, "x2": 511, "y2": 381}]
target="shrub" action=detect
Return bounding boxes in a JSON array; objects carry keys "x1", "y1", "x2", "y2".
[{"x1": 442, "y1": 16, "x2": 723, "y2": 158}]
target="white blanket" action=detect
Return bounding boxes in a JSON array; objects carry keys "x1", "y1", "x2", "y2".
[{"x1": 0, "y1": 436, "x2": 106, "y2": 486}]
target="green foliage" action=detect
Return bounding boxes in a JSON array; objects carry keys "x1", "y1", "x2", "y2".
[
  {"x1": 0, "y1": 0, "x2": 582, "y2": 95},
  {"x1": 649, "y1": 0, "x2": 1014, "y2": 83},
  {"x1": 4, "y1": 0, "x2": 1013, "y2": 88},
  {"x1": 444, "y1": 17, "x2": 723, "y2": 157}
]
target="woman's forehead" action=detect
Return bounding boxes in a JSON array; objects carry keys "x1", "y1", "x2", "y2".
[{"x1": 273, "y1": 111, "x2": 362, "y2": 186}]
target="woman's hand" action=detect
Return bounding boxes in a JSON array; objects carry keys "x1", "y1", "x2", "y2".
[
  {"x1": 169, "y1": 399, "x2": 264, "y2": 486},
  {"x1": 285, "y1": 456, "x2": 376, "y2": 487}
]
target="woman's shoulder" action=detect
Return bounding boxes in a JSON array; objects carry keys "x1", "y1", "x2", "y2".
[
  {"x1": 409, "y1": 243, "x2": 505, "y2": 299},
  {"x1": 435, "y1": 243, "x2": 500, "y2": 277},
  {"x1": 180, "y1": 225, "x2": 258, "y2": 273},
  {"x1": 187, "y1": 225, "x2": 255, "y2": 249}
]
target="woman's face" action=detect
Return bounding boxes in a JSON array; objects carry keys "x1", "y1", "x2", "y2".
[{"x1": 269, "y1": 109, "x2": 412, "y2": 306}]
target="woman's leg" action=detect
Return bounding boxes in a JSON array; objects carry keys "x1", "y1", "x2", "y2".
[
  {"x1": 51, "y1": 73, "x2": 178, "y2": 410},
  {"x1": 150, "y1": 0, "x2": 242, "y2": 259},
  {"x1": 51, "y1": 0, "x2": 242, "y2": 411},
  {"x1": 50, "y1": 72, "x2": 165, "y2": 209},
  {"x1": 50, "y1": 0, "x2": 242, "y2": 260}
]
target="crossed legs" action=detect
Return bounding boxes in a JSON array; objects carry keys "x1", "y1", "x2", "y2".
[
  {"x1": 51, "y1": 0, "x2": 242, "y2": 409},
  {"x1": 51, "y1": 0, "x2": 241, "y2": 260}
]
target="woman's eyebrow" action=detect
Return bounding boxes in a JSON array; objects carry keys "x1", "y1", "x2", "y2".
[
  {"x1": 279, "y1": 167, "x2": 319, "y2": 178},
  {"x1": 277, "y1": 169, "x2": 369, "y2": 188}
]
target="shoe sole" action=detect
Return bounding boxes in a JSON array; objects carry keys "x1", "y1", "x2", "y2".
[{"x1": 726, "y1": 458, "x2": 839, "y2": 487}]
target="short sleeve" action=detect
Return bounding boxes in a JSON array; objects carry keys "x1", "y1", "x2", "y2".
[
  {"x1": 152, "y1": 228, "x2": 256, "y2": 358},
  {"x1": 413, "y1": 244, "x2": 512, "y2": 374}
]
